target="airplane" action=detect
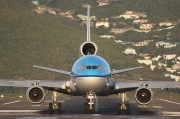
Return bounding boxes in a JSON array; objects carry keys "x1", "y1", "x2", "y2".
[{"x1": 0, "y1": 5, "x2": 180, "y2": 115}]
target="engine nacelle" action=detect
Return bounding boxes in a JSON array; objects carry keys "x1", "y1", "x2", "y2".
[
  {"x1": 26, "y1": 86, "x2": 45, "y2": 104},
  {"x1": 135, "y1": 87, "x2": 153, "y2": 105},
  {"x1": 80, "y1": 41, "x2": 98, "y2": 56}
]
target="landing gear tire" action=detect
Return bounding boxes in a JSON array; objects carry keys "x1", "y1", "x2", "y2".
[
  {"x1": 58, "y1": 103, "x2": 62, "y2": 114},
  {"x1": 117, "y1": 103, "x2": 121, "y2": 115},
  {"x1": 125, "y1": 103, "x2": 130, "y2": 115},
  {"x1": 49, "y1": 103, "x2": 53, "y2": 114},
  {"x1": 84, "y1": 103, "x2": 88, "y2": 114},
  {"x1": 84, "y1": 103, "x2": 95, "y2": 114}
]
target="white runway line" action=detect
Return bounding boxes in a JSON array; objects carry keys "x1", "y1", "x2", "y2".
[
  {"x1": 32, "y1": 104, "x2": 41, "y2": 107},
  {"x1": 158, "y1": 98, "x2": 180, "y2": 105},
  {"x1": 2, "y1": 100, "x2": 21, "y2": 105},
  {"x1": 95, "y1": 98, "x2": 98, "y2": 113},
  {"x1": 0, "y1": 110, "x2": 42, "y2": 113},
  {"x1": 153, "y1": 106, "x2": 162, "y2": 108}
]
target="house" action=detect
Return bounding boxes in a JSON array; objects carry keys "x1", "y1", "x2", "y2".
[
  {"x1": 137, "y1": 59, "x2": 152, "y2": 65},
  {"x1": 155, "y1": 41, "x2": 169, "y2": 47},
  {"x1": 100, "y1": 35, "x2": 115, "y2": 39},
  {"x1": 150, "y1": 65, "x2": 156, "y2": 70},
  {"x1": 111, "y1": 27, "x2": 133, "y2": 34},
  {"x1": 34, "y1": 5, "x2": 56, "y2": 15},
  {"x1": 60, "y1": 11, "x2": 73, "y2": 19},
  {"x1": 159, "y1": 22, "x2": 173, "y2": 27},
  {"x1": 158, "y1": 62, "x2": 167, "y2": 68},
  {"x1": 96, "y1": 20, "x2": 109, "y2": 28},
  {"x1": 172, "y1": 63, "x2": 180, "y2": 70},
  {"x1": 77, "y1": 14, "x2": 97, "y2": 21},
  {"x1": 124, "y1": 48, "x2": 137, "y2": 54},
  {"x1": 163, "y1": 54, "x2": 176, "y2": 60},
  {"x1": 32, "y1": 0, "x2": 39, "y2": 5},
  {"x1": 133, "y1": 19, "x2": 148, "y2": 24},
  {"x1": 98, "y1": 0, "x2": 109, "y2": 6},
  {"x1": 164, "y1": 44, "x2": 176, "y2": 49},
  {"x1": 133, "y1": 40, "x2": 151, "y2": 46},
  {"x1": 119, "y1": 11, "x2": 146, "y2": 20},
  {"x1": 166, "y1": 68, "x2": 176, "y2": 73},
  {"x1": 151, "y1": 55, "x2": 162, "y2": 61},
  {"x1": 140, "y1": 24, "x2": 153, "y2": 30},
  {"x1": 114, "y1": 40, "x2": 123, "y2": 43}
]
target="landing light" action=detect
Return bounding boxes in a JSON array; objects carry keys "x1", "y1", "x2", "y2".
[
  {"x1": 19, "y1": 95, "x2": 23, "y2": 98},
  {"x1": 1, "y1": 95, "x2": 4, "y2": 98}
]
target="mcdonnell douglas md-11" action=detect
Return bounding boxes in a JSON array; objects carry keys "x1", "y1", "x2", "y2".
[{"x1": 0, "y1": 5, "x2": 179, "y2": 115}]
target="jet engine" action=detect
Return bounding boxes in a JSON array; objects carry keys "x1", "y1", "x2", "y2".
[
  {"x1": 135, "y1": 87, "x2": 153, "y2": 105},
  {"x1": 80, "y1": 41, "x2": 98, "y2": 56},
  {"x1": 26, "y1": 86, "x2": 45, "y2": 104}
]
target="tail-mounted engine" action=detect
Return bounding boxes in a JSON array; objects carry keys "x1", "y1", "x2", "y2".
[
  {"x1": 80, "y1": 41, "x2": 98, "y2": 56},
  {"x1": 26, "y1": 86, "x2": 45, "y2": 104},
  {"x1": 135, "y1": 87, "x2": 153, "y2": 105}
]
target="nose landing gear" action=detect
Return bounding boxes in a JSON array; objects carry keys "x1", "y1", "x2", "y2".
[{"x1": 84, "y1": 92, "x2": 96, "y2": 114}]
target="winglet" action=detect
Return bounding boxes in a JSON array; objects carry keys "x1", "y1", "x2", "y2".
[{"x1": 86, "y1": 5, "x2": 91, "y2": 41}]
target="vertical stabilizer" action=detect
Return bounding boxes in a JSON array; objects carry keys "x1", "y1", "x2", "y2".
[
  {"x1": 87, "y1": 5, "x2": 91, "y2": 41},
  {"x1": 79, "y1": 5, "x2": 98, "y2": 56}
]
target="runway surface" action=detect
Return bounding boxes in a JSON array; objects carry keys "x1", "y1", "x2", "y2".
[{"x1": 0, "y1": 94, "x2": 180, "y2": 119}]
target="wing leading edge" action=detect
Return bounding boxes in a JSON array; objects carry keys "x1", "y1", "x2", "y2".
[
  {"x1": 33, "y1": 65, "x2": 71, "y2": 76},
  {"x1": 111, "y1": 66, "x2": 142, "y2": 75}
]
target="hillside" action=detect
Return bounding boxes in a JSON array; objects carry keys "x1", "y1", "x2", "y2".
[{"x1": 0, "y1": 0, "x2": 170, "y2": 81}]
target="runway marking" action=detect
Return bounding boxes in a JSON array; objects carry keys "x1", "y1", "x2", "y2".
[
  {"x1": 16, "y1": 117, "x2": 58, "y2": 119},
  {"x1": 45, "y1": 100, "x2": 64, "y2": 103},
  {"x1": 153, "y1": 106, "x2": 162, "y2": 108},
  {"x1": 0, "y1": 110, "x2": 42, "y2": 113},
  {"x1": 32, "y1": 104, "x2": 41, "y2": 107},
  {"x1": 95, "y1": 98, "x2": 98, "y2": 113},
  {"x1": 2, "y1": 100, "x2": 21, "y2": 105},
  {"x1": 158, "y1": 98, "x2": 180, "y2": 105},
  {"x1": 138, "y1": 105, "x2": 147, "y2": 108}
]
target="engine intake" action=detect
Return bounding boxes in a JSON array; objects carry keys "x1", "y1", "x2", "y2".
[
  {"x1": 26, "y1": 86, "x2": 45, "y2": 104},
  {"x1": 80, "y1": 41, "x2": 98, "y2": 56},
  {"x1": 135, "y1": 87, "x2": 153, "y2": 105}
]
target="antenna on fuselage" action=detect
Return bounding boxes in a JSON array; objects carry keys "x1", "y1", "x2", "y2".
[{"x1": 87, "y1": 5, "x2": 91, "y2": 42}]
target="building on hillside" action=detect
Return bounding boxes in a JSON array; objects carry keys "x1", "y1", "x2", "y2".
[
  {"x1": 166, "y1": 68, "x2": 176, "y2": 73},
  {"x1": 150, "y1": 65, "x2": 156, "y2": 70},
  {"x1": 151, "y1": 55, "x2": 162, "y2": 61},
  {"x1": 163, "y1": 54, "x2": 176, "y2": 60},
  {"x1": 172, "y1": 63, "x2": 180, "y2": 70},
  {"x1": 159, "y1": 22, "x2": 173, "y2": 27},
  {"x1": 137, "y1": 59, "x2": 152, "y2": 65},
  {"x1": 98, "y1": 0, "x2": 109, "y2": 6},
  {"x1": 96, "y1": 20, "x2": 109, "y2": 28},
  {"x1": 155, "y1": 41, "x2": 169, "y2": 48},
  {"x1": 140, "y1": 24, "x2": 153, "y2": 30},
  {"x1": 133, "y1": 19, "x2": 148, "y2": 24},
  {"x1": 124, "y1": 48, "x2": 137, "y2": 54},
  {"x1": 100, "y1": 35, "x2": 115, "y2": 39}
]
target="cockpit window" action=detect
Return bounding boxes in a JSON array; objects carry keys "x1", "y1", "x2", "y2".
[{"x1": 80, "y1": 65, "x2": 103, "y2": 70}]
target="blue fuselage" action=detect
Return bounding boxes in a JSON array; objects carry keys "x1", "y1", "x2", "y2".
[{"x1": 70, "y1": 55, "x2": 113, "y2": 96}]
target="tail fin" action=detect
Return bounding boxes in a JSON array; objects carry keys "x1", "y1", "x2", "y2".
[
  {"x1": 79, "y1": 5, "x2": 98, "y2": 56},
  {"x1": 86, "y1": 5, "x2": 91, "y2": 41}
]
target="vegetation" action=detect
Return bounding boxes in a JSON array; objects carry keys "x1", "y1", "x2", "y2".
[{"x1": 0, "y1": 0, "x2": 179, "y2": 82}]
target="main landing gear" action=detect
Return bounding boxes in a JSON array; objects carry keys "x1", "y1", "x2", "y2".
[
  {"x1": 84, "y1": 92, "x2": 96, "y2": 114},
  {"x1": 49, "y1": 91, "x2": 62, "y2": 114},
  {"x1": 117, "y1": 92, "x2": 130, "y2": 115}
]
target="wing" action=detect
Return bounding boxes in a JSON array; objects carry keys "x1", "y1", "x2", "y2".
[
  {"x1": 111, "y1": 66, "x2": 142, "y2": 75},
  {"x1": 108, "y1": 81, "x2": 180, "y2": 95},
  {"x1": 0, "y1": 79, "x2": 69, "y2": 93},
  {"x1": 33, "y1": 65, "x2": 71, "y2": 76}
]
